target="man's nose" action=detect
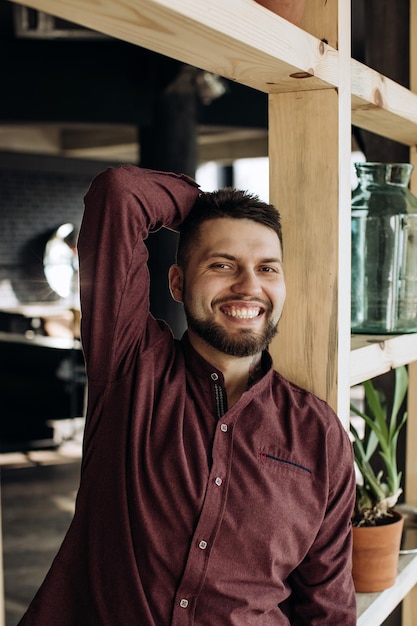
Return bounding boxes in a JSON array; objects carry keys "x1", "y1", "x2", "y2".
[{"x1": 231, "y1": 269, "x2": 262, "y2": 295}]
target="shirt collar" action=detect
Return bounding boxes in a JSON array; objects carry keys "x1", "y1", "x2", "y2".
[{"x1": 181, "y1": 331, "x2": 274, "y2": 392}]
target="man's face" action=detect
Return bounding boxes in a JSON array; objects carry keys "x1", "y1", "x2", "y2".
[{"x1": 169, "y1": 217, "x2": 286, "y2": 357}]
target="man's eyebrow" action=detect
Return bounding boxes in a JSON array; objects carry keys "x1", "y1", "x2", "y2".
[
  {"x1": 205, "y1": 252, "x2": 283, "y2": 265},
  {"x1": 260, "y1": 257, "x2": 283, "y2": 265},
  {"x1": 205, "y1": 252, "x2": 236, "y2": 260}
]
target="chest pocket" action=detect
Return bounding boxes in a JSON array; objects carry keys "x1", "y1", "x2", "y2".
[{"x1": 257, "y1": 447, "x2": 313, "y2": 480}]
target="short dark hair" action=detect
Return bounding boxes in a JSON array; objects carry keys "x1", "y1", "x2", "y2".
[{"x1": 176, "y1": 188, "x2": 283, "y2": 268}]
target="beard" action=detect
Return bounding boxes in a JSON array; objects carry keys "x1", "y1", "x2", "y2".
[{"x1": 184, "y1": 305, "x2": 279, "y2": 357}]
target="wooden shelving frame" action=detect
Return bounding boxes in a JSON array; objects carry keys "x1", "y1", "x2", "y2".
[
  {"x1": 4, "y1": 0, "x2": 417, "y2": 623},
  {"x1": 351, "y1": 334, "x2": 417, "y2": 387}
]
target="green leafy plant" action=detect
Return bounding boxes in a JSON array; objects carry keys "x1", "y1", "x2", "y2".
[{"x1": 350, "y1": 365, "x2": 408, "y2": 527}]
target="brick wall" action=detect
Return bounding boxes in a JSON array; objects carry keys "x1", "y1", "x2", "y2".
[{"x1": 0, "y1": 152, "x2": 108, "y2": 307}]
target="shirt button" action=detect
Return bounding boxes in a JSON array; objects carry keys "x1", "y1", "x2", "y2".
[
  {"x1": 198, "y1": 540, "x2": 208, "y2": 550},
  {"x1": 211, "y1": 372, "x2": 219, "y2": 381},
  {"x1": 220, "y1": 423, "x2": 228, "y2": 432},
  {"x1": 179, "y1": 599, "x2": 189, "y2": 608},
  {"x1": 215, "y1": 477, "x2": 222, "y2": 486}
]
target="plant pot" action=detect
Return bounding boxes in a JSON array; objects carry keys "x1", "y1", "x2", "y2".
[
  {"x1": 253, "y1": 0, "x2": 306, "y2": 26},
  {"x1": 352, "y1": 512, "x2": 404, "y2": 592}
]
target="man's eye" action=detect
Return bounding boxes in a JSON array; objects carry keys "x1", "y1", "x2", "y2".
[
  {"x1": 260, "y1": 266, "x2": 277, "y2": 273},
  {"x1": 212, "y1": 263, "x2": 231, "y2": 269}
]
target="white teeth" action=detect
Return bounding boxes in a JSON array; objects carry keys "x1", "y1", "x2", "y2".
[{"x1": 223, "y1": 307, "x2": 260, "y2": 319}]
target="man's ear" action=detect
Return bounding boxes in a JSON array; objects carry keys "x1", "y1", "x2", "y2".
[{"x1": 168, "y1": 264, "x2": 184, "y2": 303}]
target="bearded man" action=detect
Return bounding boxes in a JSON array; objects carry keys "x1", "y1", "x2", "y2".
[{"x1": 19, "y1": 165, "x2": 356, "y2": 625}]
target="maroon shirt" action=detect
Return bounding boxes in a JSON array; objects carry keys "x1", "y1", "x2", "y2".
[{"x1": 19, "y1": 165, "x2": 356, "y2": 625}]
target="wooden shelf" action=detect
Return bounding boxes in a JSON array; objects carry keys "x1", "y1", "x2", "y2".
[
  {"x1": 11, "y1": 0, "x2": 337, "y2": 94},
  {"x1": 356, "y1": 553, "x2": 417, "y2": 626},
  {"x1": 350, "y1": 334, "x2": 417, "y2": 386},
  {"x1": 351, "y1": 59, "x2": 417, "y2": 146},
  {"x1": 11, "y1": 0, "x2": 417, "y2": 146}
]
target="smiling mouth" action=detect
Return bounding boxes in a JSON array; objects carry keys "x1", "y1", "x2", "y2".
[{"x1": 220, "y1": 305, "x2": 262, "y2": 320}]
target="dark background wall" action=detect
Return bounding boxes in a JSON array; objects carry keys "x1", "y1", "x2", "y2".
[{"x1": 0, "y1": 153, "x2": 106, "y2": 307}]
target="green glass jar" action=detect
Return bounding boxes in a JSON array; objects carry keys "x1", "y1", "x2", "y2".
[{"x1": 351, "y1": 162, "x2": 417, "y2": 333}]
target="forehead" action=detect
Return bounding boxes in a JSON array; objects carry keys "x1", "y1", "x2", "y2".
[{"x1": 195, "y1": 217, "x2": 282, "y2": 259}]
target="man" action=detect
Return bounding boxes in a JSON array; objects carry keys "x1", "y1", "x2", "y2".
[{"x1": 19, "y1": 165, "x2": 356, "y2": 625}]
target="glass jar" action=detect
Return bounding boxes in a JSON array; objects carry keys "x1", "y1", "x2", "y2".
[{"x1": 351, "y1": 162, "x2": 417, "y2": 333}]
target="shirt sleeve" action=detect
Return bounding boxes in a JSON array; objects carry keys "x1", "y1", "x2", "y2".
[
  {"x1": 286, "y1": 420, "x2": 357, "y2": 625},
  {"x1": 77, "y1": 164, "x2": 200, "y2": 382}
]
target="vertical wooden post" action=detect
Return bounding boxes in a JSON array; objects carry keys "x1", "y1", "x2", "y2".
[
  {"x1": 268, "y1": 88, "x2": 339, "y2": 409},
  {"x1": 403, "y1": 4, "x2": 417, "y2": 624},
  {"x1": 300, "y1": 0, "x2": 338, "y2": 47},
  {"x1": 268, "y1": 0, "x2": 351, "y2": 426}
]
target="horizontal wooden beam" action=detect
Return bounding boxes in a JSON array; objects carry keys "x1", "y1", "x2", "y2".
[
  {"x1": 0, "y1": 123, "x2": 267, "y2": 164},
  {"x1": 350, "y1": 334, "x2": 417, "y2": 386},
  {"x1": 198, "y1": 128, "x2": 267, "y2": 163},
  {"x1": 351, "y1": 59, "x2": 417, "y2": 146},
  {"x1": 8, "y1": 0, "x2": 417, "y2": 148},
  {"x1": 10, "y1": 0, "x2": 336, "y2": 94}
]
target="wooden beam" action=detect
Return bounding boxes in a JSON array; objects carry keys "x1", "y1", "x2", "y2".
[
  {"x1": 403, "y1": 3, "x2": 417, "y2": 621},
  {"x1": 0, "y1": 123, "x2": 267, "y2": 164},
  {"x1": 268, "y1": 88, "x2": 340, "y2": 410},
  {"x1": 10, "y1": 0, "x2": 336, "y2": 94},
  {"x1": 0, "y1": 125, "x2": 61, "y2": 154},
  {"x1": 268, "y1": 0, "x2": 351, "y2": 422},
  {"x1": 350, "y1": 335, "x2": 417, "y2": 386},
  {"x1": 301, "y1": 0, "x2": 338, "y2": 49},
  {"x1": 351, "y1": 59, "x2": 417, "y2": 146},
  {"x1": 198, "y1": 129, "x2": 268, "y2": 163},
  {"x1": 8, "y1": 0, "x2": 417, "y2": 149}
]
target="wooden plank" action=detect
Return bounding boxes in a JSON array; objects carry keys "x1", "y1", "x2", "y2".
[
  {"x1": 198, "y1": 129, "x2": 268, "y2": 164},
  {"x1": 10, "y1": 0, "x2": 337, "y2": 94},
  {"x1": 350, "y1": 335, "x2": 417, "y2": 386},
  {"x1": 403, "y1": 585, "x2": 417, "y2": 626},
  {"x1": 268, "y1": 88, "x2": 340, "y2": 411},
  {"x1": 10, "y1": 0, "x2": 417, "y2": 149},
  {"x1": 300, "y1": 0, "x2": 338, "y2": 49},
  {"x1": 351, "y1": 59, "x2": 417, "y2": 146},
  {"x1": 268, "y1": 0, "x2": 352, "y2": 423},
  {"x1": 405, "y1": 361, "x2": 417, "y2": 506},
  {"x1": 0, "y1": 124, "x2": 61, "y2": 154},
  {"x1": 403, "y1": 7, "x2": 417, "y2": 619},
  {"x1": 335, "y1": 0, "x2": 352, "y2": 424},
  {"x1": 405, "y1": 5, "x2": 417, "y2": 506}
]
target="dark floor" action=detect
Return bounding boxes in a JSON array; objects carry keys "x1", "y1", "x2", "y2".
[{"x1": 1, "y1": 422, "x2": 83, "y2": 626}]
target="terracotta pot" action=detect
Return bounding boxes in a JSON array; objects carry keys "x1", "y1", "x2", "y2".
[
  {"x1": 254, "y1": 0, "x2": 306, "y2": 26},
  {"x1": 352, "y1": 512, "x2": 404, "y2": 592}
]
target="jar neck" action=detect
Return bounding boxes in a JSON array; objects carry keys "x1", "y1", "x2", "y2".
[{"x1": 355, "y1": 162, "x2": 413, "y2": 188}]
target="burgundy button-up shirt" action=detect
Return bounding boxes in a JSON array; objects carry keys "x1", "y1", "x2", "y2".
[{"x1": 19, "y1": 165, "x2": 356, "y2": 625}]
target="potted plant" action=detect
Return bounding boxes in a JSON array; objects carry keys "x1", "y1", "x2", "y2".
[{"x1": 350, "y1": 365, "x2": 408, "y2": 592}]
